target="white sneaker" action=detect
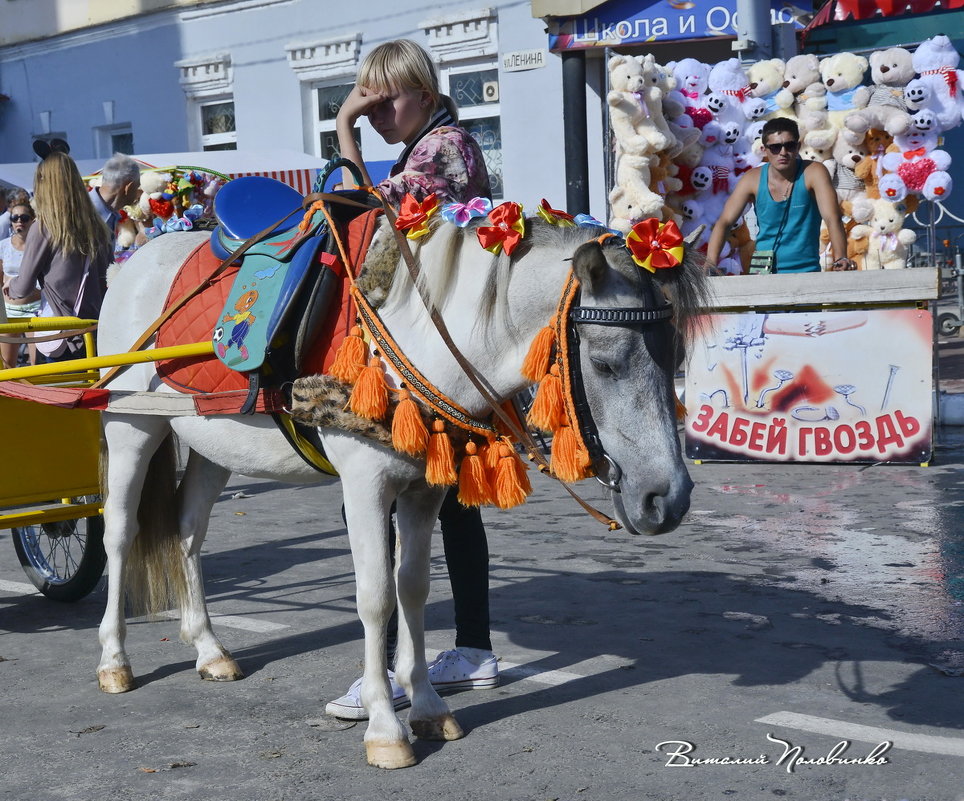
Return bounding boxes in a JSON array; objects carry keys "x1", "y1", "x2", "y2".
[
  {"x1": 428, "y1": 649, "x2": 500, "y2": 692},
  {"x1": 324, "y1": 671, "x2": 410, "y2": 720}
]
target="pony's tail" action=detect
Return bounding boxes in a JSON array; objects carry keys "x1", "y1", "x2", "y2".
[{"x1": 124, "y1": 432, "x2": 188, "y2": 618}]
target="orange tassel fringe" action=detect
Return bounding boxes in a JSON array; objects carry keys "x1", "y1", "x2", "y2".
[
  {"x1": 329, "y1": 324, "x2": 367, "y2": 384},
  {"x1": 494, "y1": 442, "x2": 530, "y2": 509},
  {"x1": 520, "y1": 323, "x2": 556, "y2": 383},
  {"x1": 550, "y1": 423, "x2": 590, "y2": 483},
  {"x1": 426, "y1": 420, "x2": 457, "y2": 486},
  {"x1": 349, "y1": 355, "x2": 389, "y2": 420},
  {"x1": 528, "y1": 363, "x2": 565, "y2": 432},
  {"x1": 457, "y1": 441, "x2": 493, "y2": 507},
  {"x1": 392, "y1": 386, "x2": 429, "y2": 456}
]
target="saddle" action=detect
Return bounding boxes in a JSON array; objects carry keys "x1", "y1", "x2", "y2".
[{"x1": 156, "y1": 176, "x2": 383, "y2": 417}]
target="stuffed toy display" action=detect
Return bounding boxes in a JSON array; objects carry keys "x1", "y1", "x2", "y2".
[{"x1": 606, "y1": 36, "x2": 960, "y2": 270}]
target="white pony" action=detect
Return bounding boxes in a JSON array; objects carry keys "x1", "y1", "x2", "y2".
[{"x1": 94, "y1": 215, "x2": 707, "y2": 769}]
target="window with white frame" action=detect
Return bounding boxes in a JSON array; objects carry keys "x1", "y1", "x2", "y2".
[
  {"x1": 286, "y1": 34, "x2": 362, "y2": 161},
  {"x1": 176, "y1": 52, "x2": 236, "y2": 151},
  {"x1": 441, "y1": 61, "x2": 502, "y2": 198},
  {"x1": 199, "y1": 98, "x2": 237, "y2": 151},
  {"x1": 422, "y1": 8, "x2": 502, "y2": 198}
]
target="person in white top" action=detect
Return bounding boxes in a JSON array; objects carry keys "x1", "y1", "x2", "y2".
[{"x1": 0, "y1": 200, "x2": 40, "y2": 368}]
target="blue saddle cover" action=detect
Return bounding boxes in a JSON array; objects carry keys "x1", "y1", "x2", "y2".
[{"x1": 210, "y1": 176, "x2": 329, "y2": 372}]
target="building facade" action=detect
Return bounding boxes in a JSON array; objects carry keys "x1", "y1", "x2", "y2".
[{"x1": 0, "y1": 0, "x2": 592, "y2": 214}]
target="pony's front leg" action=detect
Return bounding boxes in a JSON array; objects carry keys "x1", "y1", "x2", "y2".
[
  {"x1": 175, "y1": 450, "x2": 242, "y2": 682},
  {"x1": 342, "y1": 475, "x2": 414, "y2": 769},
  {"x1": 394, "y1": 486, "x2": 463, "y2": 742},
  {"x1": 97, "y1": 417, "x2": 170, "y2": 693}
]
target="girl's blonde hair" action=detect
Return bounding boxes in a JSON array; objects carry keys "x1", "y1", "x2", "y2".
[
  {"x1": 358, "y1": 39, "x2": 458, "y2": 122},
  {"x1": 33, "y1": 151, "x2": 111, "y2": 259}
]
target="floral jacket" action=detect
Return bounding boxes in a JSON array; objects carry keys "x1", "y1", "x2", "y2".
[{"x1": 378, "y1": 125, "x2": 492, "y2": 208}]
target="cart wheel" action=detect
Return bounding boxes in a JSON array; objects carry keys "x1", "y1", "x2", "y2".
[
  {"x1": 938, "y1": 312, "x2": 962, "y2": 337},
  {"x1": 12, "y1": 499, "x2": 106, "y2": 602}
]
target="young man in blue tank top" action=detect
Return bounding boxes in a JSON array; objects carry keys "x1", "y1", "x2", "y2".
[{"x1": 706, "y1": 118, "x2": 855, "y2": 274}]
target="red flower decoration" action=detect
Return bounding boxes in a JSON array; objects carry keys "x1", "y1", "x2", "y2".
[
  {"x1": 476, "y1": 202, "x2": 525, "y2": 256},
  {"x1": 536, "y1": 198, "x2": 575, "y2": 227},
  {"x1": 394, "y1": 193, "x2": 440, "y2": 240},
  {"x1": 625, "y1": 218, "x2": 684, "y2": 273}
]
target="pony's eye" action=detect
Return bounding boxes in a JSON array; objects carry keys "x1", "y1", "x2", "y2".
[{"x1": 590, "y1": 357, "x2": 615, "y2": 376}]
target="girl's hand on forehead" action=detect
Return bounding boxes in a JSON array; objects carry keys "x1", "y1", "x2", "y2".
[{"x1": 339, "y1": 84, "x2": 389, "y2": 125}]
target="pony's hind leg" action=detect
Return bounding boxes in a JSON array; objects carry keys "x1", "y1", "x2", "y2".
[
  {"x1": 393, "y1": 485, "x2": 463, "y2": 742},
  {"x1": 175, "y1": 449, "x2": 241, "y2": 682},
  {"x1": 97, "y1": 416, "x2": 173, "y2": 693}
]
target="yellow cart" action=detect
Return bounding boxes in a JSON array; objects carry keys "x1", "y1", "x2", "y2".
[{"x1": 0, "y1": 317, "x2": 213, "y2": 601}]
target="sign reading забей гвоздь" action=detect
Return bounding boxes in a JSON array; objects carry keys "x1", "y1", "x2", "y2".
[
  {"x1": 549, "y1": 0, "x2": 811, "y2": 50},
  {"x1": 684, "y1": 309, "x2": 933, "y2": 464}
]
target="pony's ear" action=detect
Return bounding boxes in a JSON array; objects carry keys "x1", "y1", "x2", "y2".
[{"x1": 571, "y1": 239, "x2": 609, "y2": 294}]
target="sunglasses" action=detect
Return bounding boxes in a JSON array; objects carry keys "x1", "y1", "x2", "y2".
[
  {"x1": 764, "y1": 140, "x2": 799, "y2": 155},
  {"x1": 10, "y1": 214, "x2": 33, "y2": 223}
]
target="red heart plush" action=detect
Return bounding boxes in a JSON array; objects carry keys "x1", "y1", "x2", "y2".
[
  {"x1": 897, "y1": 158, "x2": 936, "y2": 192},
  {"x1": 685, "y1": 106, "x2": 713, "y2": 129}
]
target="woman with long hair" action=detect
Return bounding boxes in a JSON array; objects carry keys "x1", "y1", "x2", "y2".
[
  {"x1": 325, "y1": 39, "x2": 498, "y2": 721},
  {"x1": 3, "y1": 151, "x2": 113, "y2": 361}
]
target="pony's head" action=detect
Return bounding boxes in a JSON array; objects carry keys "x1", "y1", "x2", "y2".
[{"x1": 567, "y1": 227, "x2": 708, "y2": 534}]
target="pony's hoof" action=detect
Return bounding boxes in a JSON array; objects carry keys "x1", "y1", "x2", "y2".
[
  {"x1": 98, "y1": 666, "x2": 136, "y2": 693},
  {"x1": 198, "y1": 655, "x2": 244, "y2": 682},
  {"x1": 410, "y1": 713, "x2": 464, "y2": 741},
  {"x1": 365, "y1": 739, "x2": 417, "y2": 769}
]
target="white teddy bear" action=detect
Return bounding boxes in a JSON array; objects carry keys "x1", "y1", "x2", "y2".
[
  {"x1": 748, "y1": 58, "x2": 787, "y2": 117},
  {"x1": 666, "y1": 57, "x2": 715, "y2": 130},
  {"x1": 878, "y1": 129, "x2": 953, "y2": 202},
  {"x1": 844, "y1": 47, "x2": 914, "y2": 142},
  {"x1": 818, "y1": 52, "x2": 870, "y2": 147},
  {"x1": 608, "y1": 53, "x2": 675, "y2": 154},
  {"x1": 849, "y1": 198, "x2": 917, "y2": 269},
  {"x1": 707, "y1": 58, "x2": 768, "y2": 127},
  {"x1": 904, "y1": 34, "x2": 964, "y2": 132},
  {"x1": 829, "y1": 135, "x2": 867, "y2": 203}
]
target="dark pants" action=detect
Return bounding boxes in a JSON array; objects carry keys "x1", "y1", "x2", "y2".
[{"x1": 344, "y1": 486, "x2": 492, "y2": 667}]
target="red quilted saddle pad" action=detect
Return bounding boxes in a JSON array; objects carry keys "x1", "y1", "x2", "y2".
[{"x1": 156, "y1": 209, "x2": 382, "y2": 395}]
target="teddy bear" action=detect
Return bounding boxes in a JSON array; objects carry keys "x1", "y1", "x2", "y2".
[
  {"x1": 665, "y1": 57, "x2": 715, "y2": 130},
  {"x1": 844, "y1": 47, "x2": 914, "y2": 142},
  {"x1": 776, "y1": 54, "x2": 826, "y2": 119},
  {"x1": 829, "y1": 135, "x2": 867, "y2": 203},
  {"x1": 707, "y1": 58, "x2": 768, "y2": 128},
  {"x1": 138, "y1": 170, "x2": 174, "y2": 222},
  {"x1": 608, "y1": 54, "x2": 675, "y2": 154},
  {"x1": 904, "y1": 34, "x2": 964, "y2": 132},
  {"x1": 853, "y1": 128, "x2": 895, "y2": 202},
  {"x1": 609, "y1": 172, "x2": 665, "y2": 234},
  {"x1": 748, "y1": 58, "x2": 788, "y2": 117},
  {"x1": 818, "y1": 52, "x2": 870, "y2": 146},
  {"x1": 878, "y1": 128, "x2": 953, "y2": 202},
  {"x1": 849, "y1": 198, "x2": 917, "y2": 269},
  {"x1": 777, "y1": 54, "x2": 835, "y2": 149}
]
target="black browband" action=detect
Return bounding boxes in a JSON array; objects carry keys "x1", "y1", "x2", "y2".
[{"x1": 570, "y1": 305, "x2": 673, "y2": 325}]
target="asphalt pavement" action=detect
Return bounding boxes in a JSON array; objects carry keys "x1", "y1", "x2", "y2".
[{"x1": 2, "y1": 432, "x2": 964, "y2": 801}]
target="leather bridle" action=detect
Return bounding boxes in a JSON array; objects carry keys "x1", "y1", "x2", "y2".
[{"x1": 567, "y1": 294, "x2": 676, "y2": 494}]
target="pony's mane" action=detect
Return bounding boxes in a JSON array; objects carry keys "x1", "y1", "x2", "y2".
[{"x1": 367, "y1": 213, "x2": 709, "y2": 345}]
